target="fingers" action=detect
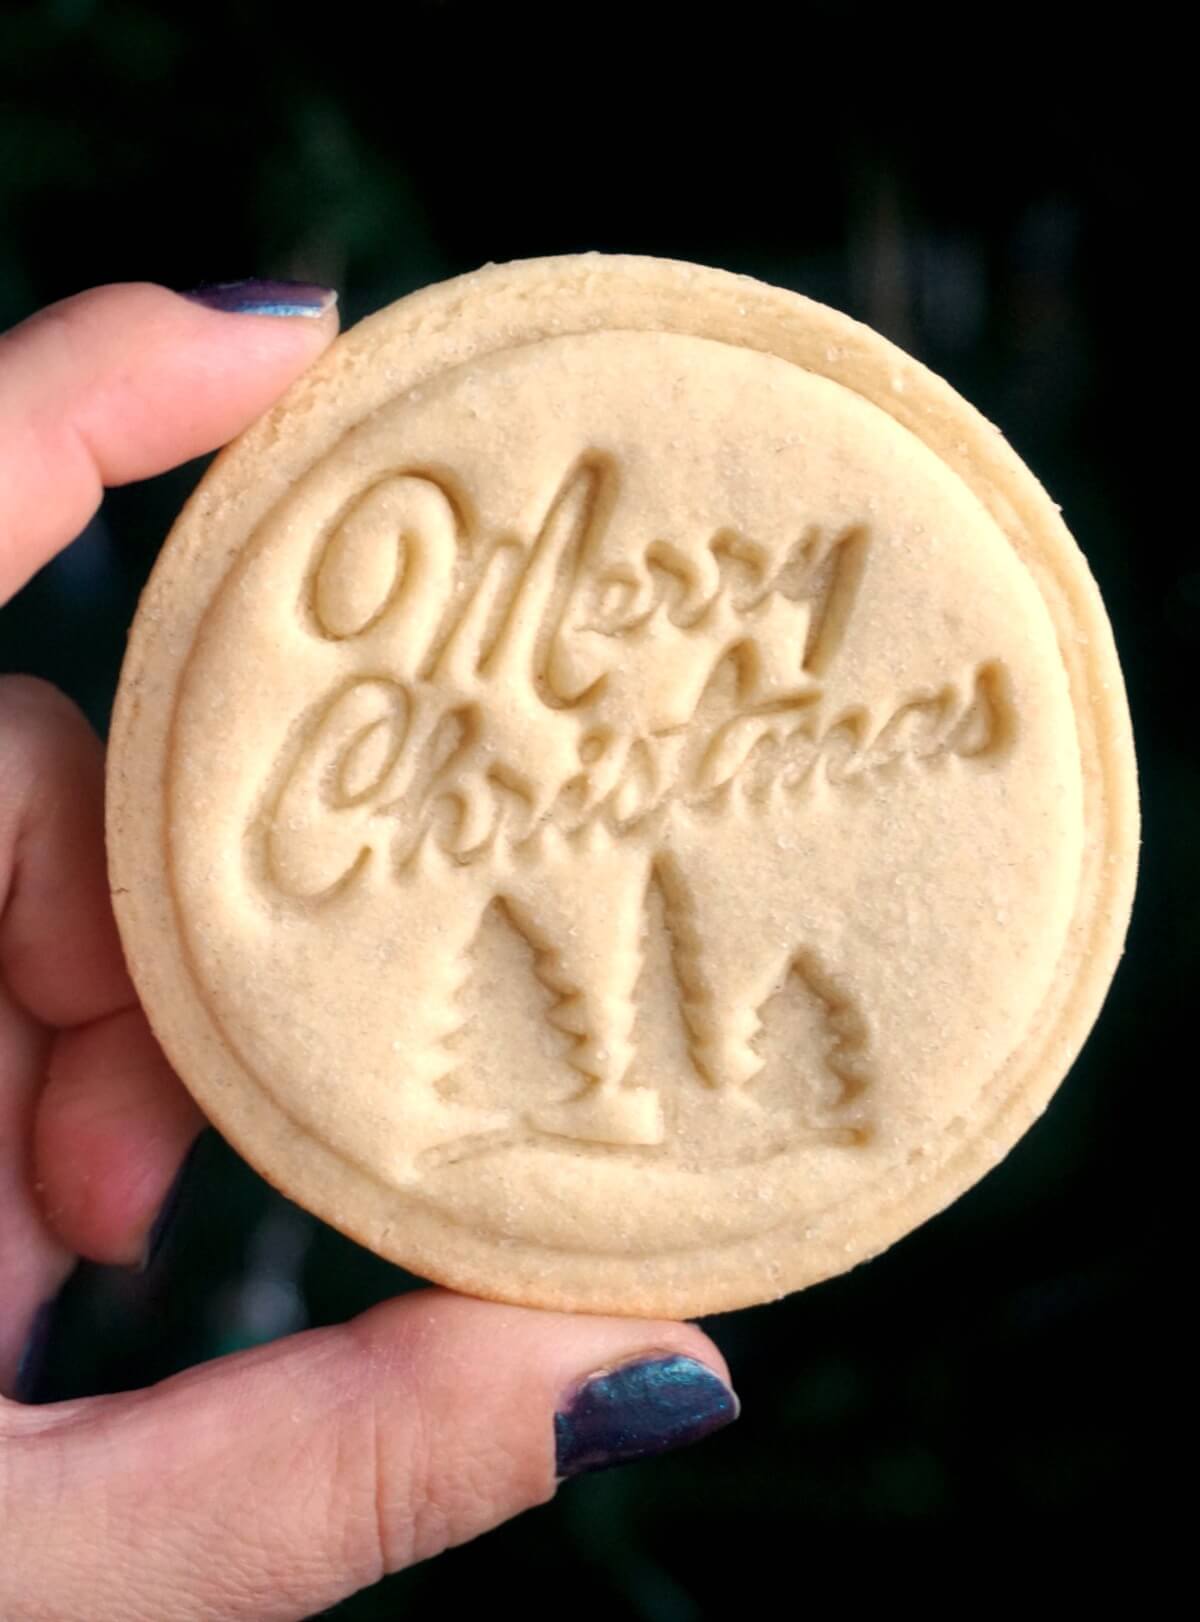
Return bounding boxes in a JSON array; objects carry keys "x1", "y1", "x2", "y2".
[
  {"x1": 0, "y1": 280, "x2": 338, "y2": 603},
  {"x1": 0, "y1": 281, "x2": 335, "y2": 1312},
  {"x1": 0, "y1": 677, "x2": 133, "y2": 1027},
  {"x1": 1, "y1": 1293, "x2": 737, "y2": 1622},
  {"x1": 0, "y1": 678, "x2": 201, "y2": 1289},
  {"x1": 36, "y1": 1009, "x2": 203, "y2": 1266}
]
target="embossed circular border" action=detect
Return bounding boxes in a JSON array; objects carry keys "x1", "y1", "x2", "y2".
[{"x1": 107, "y1": 255, "x2": 1139, "y2": 1316}]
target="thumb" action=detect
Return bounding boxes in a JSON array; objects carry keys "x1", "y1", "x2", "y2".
[{"x1": 1, "y1": 1291, "x2": 736, "y2": 1622}]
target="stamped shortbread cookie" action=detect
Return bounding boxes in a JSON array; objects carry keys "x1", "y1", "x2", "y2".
[{"x1": 107, "y1": 255, "x2": 1138, "y2": 1316}]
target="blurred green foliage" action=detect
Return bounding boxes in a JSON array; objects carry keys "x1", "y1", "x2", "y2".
[{"x1": 1, "y1": 2, "x2": 1175, "y2": 1609}]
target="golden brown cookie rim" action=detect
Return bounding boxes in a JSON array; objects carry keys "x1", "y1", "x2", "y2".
[{"x1": 106, "y1": 253, "x2": 1139, "y2": 1315}]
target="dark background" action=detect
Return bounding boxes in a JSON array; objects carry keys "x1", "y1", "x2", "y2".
[{"x1": 0, "y1": 3, "x2": 1177, "y2": 1608}]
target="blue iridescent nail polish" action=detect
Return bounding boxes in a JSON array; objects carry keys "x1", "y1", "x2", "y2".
[
  {"x1": 182, "y1": 278, "x2": 337, "y2": 318},
  {"x1": 555, "y1": 1353, "x2": 739, "y2": 1479},
  {"x1": 13, "y1": 1299, "x2": 56, "y2": 1404},
  {"x1": 140, "y1": 1134, "x2": 204, "y2": 1272}
]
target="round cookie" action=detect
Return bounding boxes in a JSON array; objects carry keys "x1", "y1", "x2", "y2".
[{"x1": 107, "y1": 254, "x2": 1138, "y2": 1317}]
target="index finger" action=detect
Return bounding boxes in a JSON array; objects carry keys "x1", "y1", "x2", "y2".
[{"x1": 0, "y1": 280, "x2": 338, "y2": 604}]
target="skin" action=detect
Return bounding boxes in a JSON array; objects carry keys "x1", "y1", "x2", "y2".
[{"x1": 0, "y1": 285, "x2": 730, "y2": 1622}]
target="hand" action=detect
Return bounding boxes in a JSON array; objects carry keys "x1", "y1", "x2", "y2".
[{"x1": 0, "y1": 283, "x2": 737, "y2": 1622}]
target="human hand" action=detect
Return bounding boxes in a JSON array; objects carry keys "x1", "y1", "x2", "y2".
[{"x1": 0, "y1": 282, "x2": 737, "y2": 1621}]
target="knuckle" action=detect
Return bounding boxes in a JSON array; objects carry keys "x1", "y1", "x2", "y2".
[
  {"x1": 0, "y1": 678, "x2": 91, "y2": 803},
  {"x1": 334, "y1": 1310, "x2": 540, "y2": 1578},
  {"x1": 0, "y1": 676, "x2": 96, "y2": 845},
  {"x1": 0, "y1": 673, "x2": 82, "y2": 737}
]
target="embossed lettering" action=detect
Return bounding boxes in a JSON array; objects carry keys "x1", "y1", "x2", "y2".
[{"x1": 258, "y1": 457, "x2": 1016, "y2": 1157}]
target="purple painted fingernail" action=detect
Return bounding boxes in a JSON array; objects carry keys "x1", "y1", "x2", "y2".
[
  {"x1": 182, "y1": 278, "x2": 337, "y2": 318},
  {"x1": 140, "y1": 1136, "x2": 204, "y2": 1272},
  {"x1": 554, "y1": 1354, "x2": 739, "y2": 1480},
  {"x1": 14, "y1": 1300, "x2": 56, "y2": 1404}
]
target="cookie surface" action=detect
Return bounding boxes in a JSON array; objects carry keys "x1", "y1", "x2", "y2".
[{"x1": 107, "y1": 255, "x2": 1138, "y2": 1316}]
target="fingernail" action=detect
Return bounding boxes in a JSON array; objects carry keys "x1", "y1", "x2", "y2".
[
  {"x1": 555, "y1": 1354, "x2": 739, "y2": 1480},
  {"x1": 140, "y1": 1136, "x2": 203, "y2": 1272},
  {"x1": 182, "y1": 278, "x2": 337, "y2": 318},
  {"x1": 14, "y1": 1300, "x2": 56, "y2": 1404}
]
